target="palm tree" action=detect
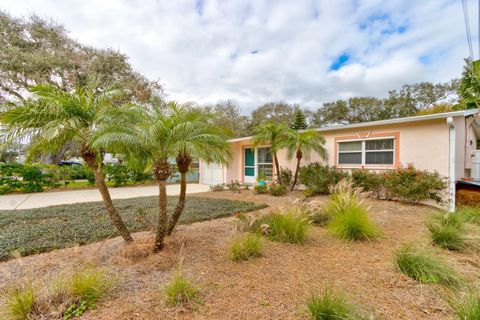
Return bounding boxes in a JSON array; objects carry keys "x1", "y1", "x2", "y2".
[
  {"x1": 166, "y1": 103, "x2": 231, "y2": 235},
  {"x1": 284, "y1": 129, "x2": 327, "y2": 190},
  {"x1": 1, "y1": 79, "x2": 133, "y2": 242},
  {"x1": 459, "y1": 59, "x2": 480, "y2": 109},
  {"x1": 251, "y1": 122, "x2": 290, "y2": 182}
]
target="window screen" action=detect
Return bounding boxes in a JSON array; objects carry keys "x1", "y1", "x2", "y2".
[
  {"x1": 338, "y1": 152, "x2": 362, "y2": 164},
  {"x1": 338, "y1": 138, "x2": 395, "y2": 165}
]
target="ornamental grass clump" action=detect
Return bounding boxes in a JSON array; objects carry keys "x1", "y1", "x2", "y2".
[
  {"x1": 326, "y1": 179, "x2": 379, "y2": 241},
  {"x1": 305, "y1": 287, "x2": 365, "y2": 320},
  {"x1": 251, "y1": 208, "x2": 309, "y2": 244},
  {"x1": 393, "y1": 244, "x2": 461, "y2": 288},
  {"x1": 427, "y1": 212, "x2": 467, "y2": 251},
  {"x1": 449, "y1": 288, "x2": 480, "y2": 320},
  {"x1": 5, "y1": 286, "x2": 36, "y2": 320},
  {"x1": 457, "y1": 206, "x2": 480, "y2": 225},
  {"x1": 229, "y1": 233, "x2": 263, "y2": 261},
  {"x1": 164, "y1": 272, "x2": 200, "y2": 307}
]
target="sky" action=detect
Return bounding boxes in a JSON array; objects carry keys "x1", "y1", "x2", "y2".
[{"x1": 0, "y1": 0, "x2": 475, "y2": 113}]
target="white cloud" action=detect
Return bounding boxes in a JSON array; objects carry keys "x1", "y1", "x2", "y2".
[{"x1": 0, "y1": 0, "x2": 471, "y2": 112}]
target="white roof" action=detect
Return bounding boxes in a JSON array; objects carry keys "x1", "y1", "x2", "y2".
[{"x1": 228, "y1": 109, "x2": 480, "y2": 143}]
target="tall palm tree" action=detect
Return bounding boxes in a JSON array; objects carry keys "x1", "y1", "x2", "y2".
[
  {"x1": 459, "y1": 59, "x2": 480, "y2": 109},
  {"x1": 284, "y1": 129, "x2": 327, "y2": 190},
  {"x1": 166, "y1": 103, "x2": 231, "y2": 235},
  {"x1": 1, "y1": 79, "x2": 133, "y2": 242},
  {"x1": 251, "y1": 122, "x2": 291, "y2": 182}
]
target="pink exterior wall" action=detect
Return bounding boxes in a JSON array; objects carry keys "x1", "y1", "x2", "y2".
[{"x1": 225, "y1": 118, "x2": 457, "y2": 183}]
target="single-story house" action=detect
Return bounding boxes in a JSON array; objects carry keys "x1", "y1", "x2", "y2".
[{"x1": 199, "y1": 109, "x2": 480, "y2": 211}]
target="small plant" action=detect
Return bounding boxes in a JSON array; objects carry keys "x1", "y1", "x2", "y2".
[
  {"x1": 226, "y1": 180, "x2": 241, "y2": 193},
  {"x1": 251, "y1": 208, "x2": 309, "y2": 244},
  {"x1": 68, "y1": 267, "x2": 112, "y2": 304},
  {"x1": 427, "y1": 212, "x2": 466, "y2": 251},
  {"x1": 457, "y1": 206, "x2": 480, "y2": 225},
  {"x1": 257, "y1": 171, "x2": 267, "y2": 182},
  {"x1": 393, "y1": 244, "x2": 461, "y2": 288},
  {"x1": 229, "y1": 233, "x2": 263, "y2": 261},
  {"x1": 5, "y1": 286, "x2": 36, "y2": 320},
  {"x1": 305, "y1": 201, "x2": 332, "y2": 226},
  {"x1": 305, "y1": 287, "x2": 362, "y2": 320},
  {"x1": 209, "y1": 184, "x2": 224, "y2": 191},
  {"x1": 254, "y1": 184, "x2": 268, "y2": 194},
  {"x1": 269, "y1": 183, "x2": 286, "y2": 196},
  {"x1": 164, "y1": 272, "x2": 199, "y2": 307},
  {"x1": 278, "y1": 167, "x2": 292, "y2": 188},
  {"x1": 449, "y1": 288, "x2": 480, "y2": 320},
  {"x1": 326, "y1": 180, "x2": 379, "y2": 241}
]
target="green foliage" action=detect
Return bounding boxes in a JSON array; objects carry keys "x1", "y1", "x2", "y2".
[
  {"x1": 64, "y1": 300, "x2": 88, "y2": 319},
  {"x1": 229, "y1": 233, "x2": 263, "y2": 261},
  {"x1": 459, "y1": 59, "x2": 480, "y2": 109},
  {"x1": 299, "y1": 163, "x2": 348, "y2": 196},
  {"x1": 278, "y1": 167, "x2": 293, "y2": 188},
  {"x1": 326, "y1": 180, "x2": 379, "y2": 241},
  {"x1": 5, "y1": 286, "x2": 36, "y2": 320},
  {"x1": 0, "y1": 197, "x2": 266, "y2": 261},
  {"x1": 393, "y1": 244, "x2": 461, "y2": 288},
  {"x1": 456, "y1": 206, "x2": 480, "y2": 225},
  {"x1": 226, "y1": 180, "x2": 242, "y2": 193},
  {"x1": 305, "y1": 287, "x2": 363, "y2": 320},
  {"x1": 449, "y1": 288, "x2": 480, "y2": 320},
  {"x1": 384, "y1": 164, "x2": 445, "y2": 204},
  {"x1": 269, "y1": 183, "x2": 287, "y2": 196},
  {"x1": 351, "y1": 169, "x2": 384, "y2": 198},
  {"x1": 164, "y1": 272, "x2": 199, "y2": 306},
  {"x1": 306, "y1": 201, "x2": 332, "y2": 226},
  {"x1": 290, "y1": 109, "x2": 308, "y2": 131},
  {"x1": 251, "y1": 209, "x2": 309, "y2": 244},
  {"x1": 209, "y1": 184, "x2": 225, "y2": 191},
  {"x1": 69, "y1": 268, "x2": 112, "y2": 304},
  {"x1": 0, "y1": 163, "x2": 55, "y2": 194},
  {"x1": 427, "y1": 213, "x2": 467, "y2": 251},
  {"x1": 254, "y1": 184, "x2": 268, "y2": 194}
]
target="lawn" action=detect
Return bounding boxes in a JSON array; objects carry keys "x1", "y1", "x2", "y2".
[{"x1": 0, "y1": 196, "x2": 267, "y2": 261}]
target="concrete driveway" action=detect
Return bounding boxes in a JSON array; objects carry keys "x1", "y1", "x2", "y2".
[{"x1": 0, "y1": 183, "x2": 211, "y2": 210}]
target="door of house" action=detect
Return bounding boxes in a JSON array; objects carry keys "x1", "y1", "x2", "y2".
[
  {"x1": 244, "y1": 148, "x2": 256, "y2": 184},
  {"x1": 472, "y1": 151, "x2": 480, "y2": 180}
]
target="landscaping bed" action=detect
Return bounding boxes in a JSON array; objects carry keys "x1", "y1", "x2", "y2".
[
  {"x1": 0, "y1": 196, "x2": 267, "y2": 261},
  {"x1": 0, "y1": 191, "x2": 478, "y2": 319}
]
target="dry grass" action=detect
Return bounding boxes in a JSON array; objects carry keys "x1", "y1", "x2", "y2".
[{"x1": 0, "y1": 191, "x2": 479, "y2": 320}]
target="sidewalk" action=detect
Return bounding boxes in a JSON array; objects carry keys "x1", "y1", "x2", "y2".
[{"x1": 0, "y1": 184, "x2": 211, "y2": 210}]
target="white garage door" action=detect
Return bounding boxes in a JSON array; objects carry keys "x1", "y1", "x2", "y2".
[{"x1": 200, "y1": 162, "x2": 224, "y2": 185}]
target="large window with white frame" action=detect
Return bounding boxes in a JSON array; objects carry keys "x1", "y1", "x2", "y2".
[{"x1": 338, "y1": 138, "x2": 395, "y2": 166}]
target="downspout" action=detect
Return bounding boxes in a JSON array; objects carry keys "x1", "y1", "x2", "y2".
[{"x1": 447, "y1": 117, "x2": 456, "y2": 213}]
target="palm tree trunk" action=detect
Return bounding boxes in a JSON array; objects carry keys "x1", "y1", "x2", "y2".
[
  {"x1": 92, "y1": 166, "x2": 133, "y2": 242},
  {"x1": 167, "y1": 171, "x2": 187, "y2": 235},
  {"x1": 273, "y1": 151, "x2": 280, "y2": 182},
  {"x1": 290, "y1": 149, "x2": 302, "y2": 191},
  {"x1": 154, "y1": 180, "x2": 169, "y2": 252}
]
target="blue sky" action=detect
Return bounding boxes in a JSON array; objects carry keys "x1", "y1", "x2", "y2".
[{"x1": 0, "y1": 0, "x2": 472, "y2": 112}]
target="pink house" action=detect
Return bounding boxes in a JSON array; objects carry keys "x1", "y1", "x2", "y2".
[{"x1": 199, "y1": 110, "x2": 480, "y2": 211}]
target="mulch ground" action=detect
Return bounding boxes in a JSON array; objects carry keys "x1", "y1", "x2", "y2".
[{"x1": 0, "y1": 190, "x2": 478, "y2": 319}]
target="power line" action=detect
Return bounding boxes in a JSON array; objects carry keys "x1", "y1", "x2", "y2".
[{"x1": 462, "y1": 0, "x2": 475, "y2": 61}]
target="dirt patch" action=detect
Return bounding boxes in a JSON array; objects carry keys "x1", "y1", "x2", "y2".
[{"x1": 0, "y1": 190, "x2": 478, "y2": 320}]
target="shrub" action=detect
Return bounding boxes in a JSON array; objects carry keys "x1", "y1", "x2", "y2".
[
  {"x1": 254, "y1": 184, "x2": 268, "y2": 194},
  {"x1": 384, "y1": 164, "x2": 445, "y2": 204},
  {"x1": 278, "y1": 167, "x2": 292, "y2": 188},
  {"x1": 351, "y1": 169, "x2": 384, "y2": 198},
  {"x1": 427, "y1": 212, "x2": 467, "y2": 251},
  {"x1": 305, "y1": 287, "x2": 363, "y2": 320},
  {"x1": 449, "y1": 289, "x2": 480, "y2": 320},
  {"x1": 164, "y1": 272, "x2": 199, "y2": 306},
  {"x1": 5, "y1": 286, "x2": 36, "y2": 320},
  {"x1": 229, "y1": 233, "x2": 263, "y2": 261},
  {"x1": 209, "y1": 184, "x2": 224, "y2": 191},
  {"x1": 298, "y1": 163, "x2": 348, "y2": 196},
  {"x1": 393, "y1": 244, "x2": 461, "y2": 288},
  {"x1": 104, "y1": 164, "x2": 130, "y2": 186},
  {"x1": 251, "y1": 208, "x2": 309, "y2": 244},
  {"x1": 226, "y1": 180, "x2": 241, "y2": 193},
  {"x1": 269, "y1": 183, "x2": 286, "y2": 196},
  {"x1": 326, "y1": 180, "x2": 379, "y2": 241}
]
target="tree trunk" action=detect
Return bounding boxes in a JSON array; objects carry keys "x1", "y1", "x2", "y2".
[
  {"x1": 273, "y1": 151, "x2": 280, "y2": 182},
  {"x1": 167, "y1": 155, "x2": 191, "y2": 235},
  {"x1": 167, "y1": 171, "x2": 187, "y2": 235},
  {"x1": 153, "y1": 159, "x2": 172, "y2": 252},
  {"x1": 154, "y1": 180, "x2": 169, "y2": 252},
  {"x1": 92, "y1": 168, "x2": 133, "y2": 242},
  {"x1": 290, "y1": 149, "x2": 302, "y2": 191}
]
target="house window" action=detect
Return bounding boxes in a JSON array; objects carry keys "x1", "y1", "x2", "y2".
[
  {"x1": 338, "y1": 138, "x2": 394, "y2": 166},
  {"x1": 257, "y1": 147, "x2": 273, "y2": 179}
]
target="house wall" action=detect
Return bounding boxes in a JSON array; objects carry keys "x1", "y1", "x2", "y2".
[{"x1": 224, "y1": 118, "x2": 454, "y2": 183}]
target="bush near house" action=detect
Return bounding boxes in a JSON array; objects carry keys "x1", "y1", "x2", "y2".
[
  {"x1": 351, "y1": 169, "x2": 384, "y2": 198},
  {"x1": 269, "y1": 183, "x2": 287, "y2": 196},
  {"x1": 298, "y1": 163, "x2": 348, "y2": 196}
]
